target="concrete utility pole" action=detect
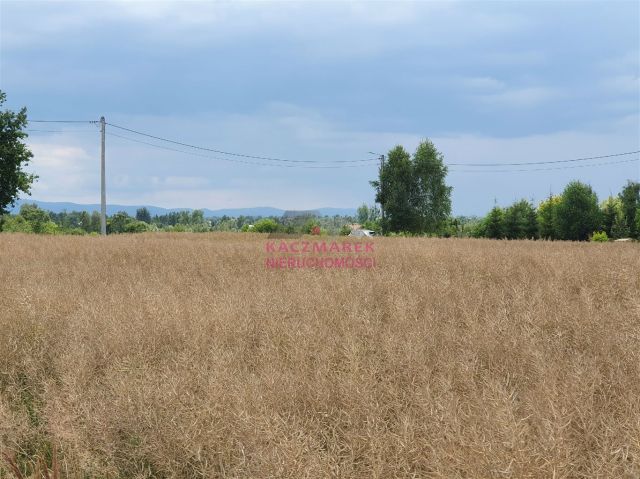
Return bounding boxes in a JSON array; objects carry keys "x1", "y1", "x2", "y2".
[
  {"x1": 100, "y1": 116, "x2": 106, "y2": 236},
  {"x1": 379, "y1": 154, "x2": 385, "y2": 234}
]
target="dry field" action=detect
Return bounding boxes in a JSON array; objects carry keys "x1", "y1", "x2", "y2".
[{"x1": 0, "y1": 233, "x2": 639, "y2": 478}]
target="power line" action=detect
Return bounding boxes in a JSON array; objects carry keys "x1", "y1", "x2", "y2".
[
  {"x1": 25, "y1": 118, "x2": 640, "y2": 172},
  {"x1": 26, "y1": 129, "x2": 97, "y2": 133},
  {"x1": 449, "y1": 157, "x2": 639, "y2": 173},
  {"x1": 29, "y1": 120, "x2": 98, "y2": 124},
  {"x1": 106, "y1": 131, "x2": 372, "y2": 169},
  {"x1": 106, "y1": 122, "x2": 379, "y2": 164},
  {"x1": 448, "y1": 150, "x2": 640, "y2": 166},
  {"x1": 109, "y1": 131, "x2": 639, "y2": 172}
]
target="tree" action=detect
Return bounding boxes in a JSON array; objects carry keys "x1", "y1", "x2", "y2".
[
  {"x1": 373, "y1": 145, "x2": 416, "y2": 233},
  {"x1": 372, "y1": 140, "x2": 451, "y2": 234},
  {"x1": 555, "y1": 181, "x2": 601, "y2": 241},
  {"x1": 19, "y1": 203, "x2": 52, "y2": 233},
  {"x1": 356, "y1": 203, "x2": 369, "y2": 224},
  {"x1": 0, "y1": 90, "x2": 37, "y2": 216},
  {"x1": 368, "y1": 204, "x2": 380, "y2": 222},
  {"x1": 136, "y1": 207, "x2": 152, "y2": 223},
  {"x1": 484, "y1": 206, "x2": 504, "y2": 239},
  {"x1": 537, "y1": 195, "x2": 561, "y2": 240},
  {"x1": 124, "y1": 220, "x2": 151, "y2": 233},
  {"x1": 89, "y1": 211, "x2": 101, "y2": 233},
  {"x1": 191, "y1": 209, "x2": 205, "y2": 225},
  {"x1": 1, "y1": 215, "x2": 32, "y2": 233},
  {"x1": 618, "y1": 181, "x2": 640, "y2": 239},
  {"x1": 601, "y1": 196, "x2": 630, "y2": 239},
  {"x1": 108, "y1": 211, "x2": 132, "y2": 234},
  {"x1": 253, "y1": 218, "x2": 279, "y2": 233},
  {"x1": 503, "y1": 199, "x2": 538, "y2": 239},
  {"x1": 600, "y1": 196, "x2": 622, "y2": 238},
  {"x1": 611, "y1": 212, "x2": 630, "y2": 239},
  {"x1": 411, "y1": 140, "x2": 452, "y2": 233}
]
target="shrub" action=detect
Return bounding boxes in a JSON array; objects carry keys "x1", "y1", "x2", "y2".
[
  {"x1": 253, "y1": 219, "x2": 279, "y2": 233},
  {"x1": 124, "y1": 220, "x2": 151, "y2": 233},
  {"x1": 1, "y1": 215, "x2": 33, "y2": 233},
  {"x1": 590, "y1": 231, "x2": 609, "y2": 242}
]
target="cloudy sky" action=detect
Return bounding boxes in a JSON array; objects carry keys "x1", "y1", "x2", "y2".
[{"x1": 1, "y1": 0, "x2": 638, "y2": 215}]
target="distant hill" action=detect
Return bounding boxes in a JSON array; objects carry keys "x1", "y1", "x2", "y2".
[{"x1": 10, "y1": 199, "x2": 356, "y2": 218}]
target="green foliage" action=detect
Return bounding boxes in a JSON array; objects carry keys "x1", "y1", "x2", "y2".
[
  {"x1": 618, "y1": 180, "x2": 640, "y2": 239},
  {"x1": 40, "y1": 221, "x2": 59, "y2": 234},
  {"x1": 611, "y1": 210, "x2": 630, "y2": 239},
  {"x1": 339, "y1": 225, "x2": 351, "y2": 236},
  {"x1": 253, "y1": 218, "x2": 279, "y2": 233},
  {"x1": 1, "y1": 214, "x2": 33, "y2": 232},
  {"x1": 302, "y1": 219, "x2": 320, "y2": 234},
  {"x1": 19, "y1": 204, "x2": 52, "y2": 233},
  {"x1": 124, "y1": 220, "x2": 152, "y2": 233},
  {"x1": 362, "y1": 219, "x2": 381, "y2": 234},
  {"x1": 136, "y1": 207, "x2": 152, "y2": 223},
  {"x1": 372, "y1": 140, "x2": 452, "y2": 235},
  {"x1": 537, "y1": 195, "x2": 561, "y2": 240},
  {"x1": 636, "y1": 209, "x2": 640, "y2": 236},
  {"x1": 373, "y1": 145, "x2": 415, "y2": 233},
  {"x1": 107, "y1": 211, "x2": 132, "y2": 234},
  {"x1": 484, "y1": 206, "x2": 505, "y2": 239},
  {"x1": 412, "y1": 140, "x2": 452, "y2": 233},
  {"x1": 590, "y1": 231, "x2": 609, "y2": 242},
  {"x1": 503, "y1": 200, "x2": 538, "y2": 239},
  {"x1": 555, "y1": 181, "x2": 601, "y2": 241},
  {"x1": 0, "y1": 205, "x2": 60, "y2": 234},
  {"x1": 357, "y1": 203, "x2": 369, "y2": 224},
  {"x1": 600, "y1": 196, "x2": 623, "y2": 238},
  {"x1": 0, "y1": 91, "x2": 37, "y2": 216}
]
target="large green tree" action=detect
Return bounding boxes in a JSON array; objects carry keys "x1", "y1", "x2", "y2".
[
  {"x1": 0, "y1": 91, "x2": 36, "y2": 217},
  {"x1": 503, "y1": 199, "x2": 538, "y2": 239},
  {"x1": 372, "y1": 145, "x2": 417, "y2": 233},
  {"x1": 411, "y1": 140, "x2": 452, "y2": 233},
  {"x1": 555, "y1": 181, "x2": 601, "y2": 241},
  {"x1": 372, "y1": 140, "x2": 451, "y2": 234},
  {"x1": 618, "y1": 180, "x2": 640, "y2": 239}
]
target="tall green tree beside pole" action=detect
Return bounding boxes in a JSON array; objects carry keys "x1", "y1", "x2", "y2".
[
  {"x1": 0, "y1": 91, "x2": 37, "y2": 219},
  {"x1": 372, "y1": 140, "x2": 452, "y2": 235},
  {"x1": 372, "y1": 145, "x2": 416, "y2": 233}
]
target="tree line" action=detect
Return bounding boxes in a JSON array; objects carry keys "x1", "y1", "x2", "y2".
[
  {"x1": 370, "y1": 141, "x2": 639, "y2": 241},
  {"x1": 1, "y1": 90, "x2": 639, "y2": 241},
  {"x1": 470, "y1": 180, "x2": 640, "y2": 241},
  {"x1": 0, "y1": 204, "x2": 362, "y2": 236}
]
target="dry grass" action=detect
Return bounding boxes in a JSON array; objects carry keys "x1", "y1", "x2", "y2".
[{"x1": 0, "y1": 232, "x2": 639, "y2": 478}]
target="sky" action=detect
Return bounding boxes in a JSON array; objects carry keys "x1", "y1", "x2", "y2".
[{"x1": 0, "y1": 0, "x2": 638, "y2": 215}]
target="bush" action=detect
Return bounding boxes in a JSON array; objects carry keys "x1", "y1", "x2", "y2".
[
  {"x1": 253, "y1": 218, "x2": 279, "y2": 233},
  {"x1": 124, "y1": 220, "x2": 151, "y2": 233},
  {"x1": 590, "y1": 231, "x2": 609, "y2": 242},
  {"x1": 339, "y1": 225, "x2": 351, "y2": 236},
  {"x1": 1, "y1": 215, "x2": 33, "y2": 233}
]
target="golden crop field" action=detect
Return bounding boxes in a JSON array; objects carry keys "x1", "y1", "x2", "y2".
[{"x1": 0, "y1": 233, "x2": 639, "y2": 478}]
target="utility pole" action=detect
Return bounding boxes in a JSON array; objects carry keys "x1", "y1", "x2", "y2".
[
  {"x1": 379, "y1": 154, "x2": 385, "y2": 235},
  {"x1": 100, "y1": 116, "x2": 106, "y2": 236}
]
